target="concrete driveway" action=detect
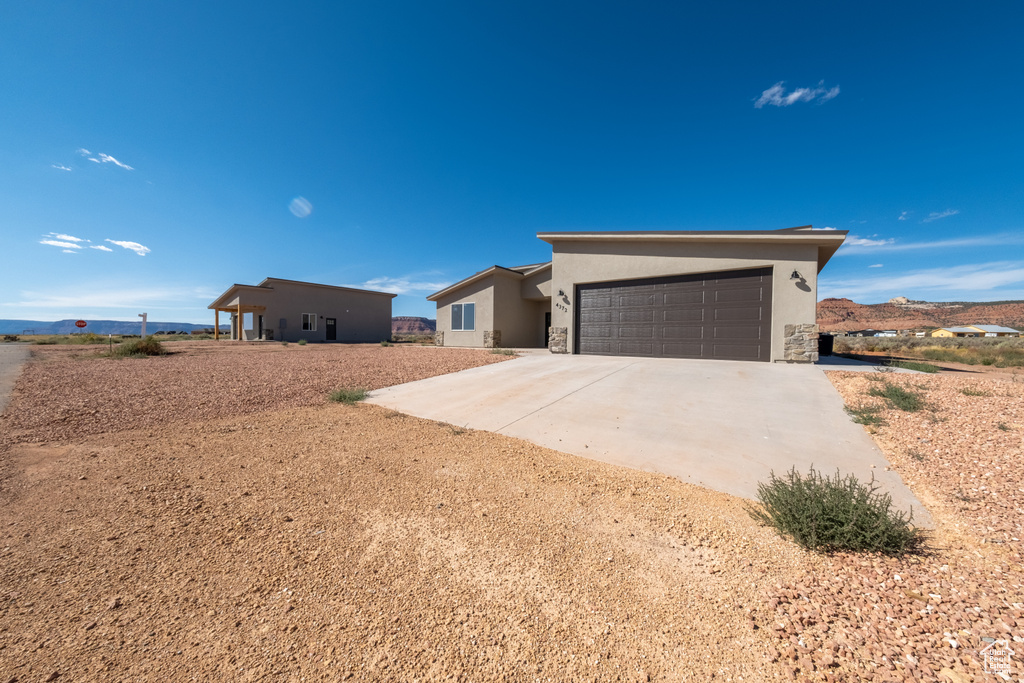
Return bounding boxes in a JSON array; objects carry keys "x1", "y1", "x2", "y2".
[
  {"x1": 0, "y1": 344, "x2": 31, "y2": 415},
  {"x1": 367, "y1": 353, "x2": 931, "y2": 525}
]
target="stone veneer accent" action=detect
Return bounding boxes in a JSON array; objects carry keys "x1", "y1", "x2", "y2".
[
  {"x1": 548, "y1": 326, "x2": 568, "y2": 354},
  {"x1": 483, "y1": 330, "x2": 501, "y2": 348},
  {"x1": 434, "y1": 331, "x2": 444, "y2": 347},
  {"x1": 784, "y1": 323, "x2": 819, "y2": 363}
]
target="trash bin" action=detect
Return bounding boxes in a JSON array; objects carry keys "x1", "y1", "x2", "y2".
[{"x1": 818, "y1": 333, "x2": 834, "y2": 357}]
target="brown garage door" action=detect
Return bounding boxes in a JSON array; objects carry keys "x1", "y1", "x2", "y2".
[{"x1": 575, "y1": 267, "x2": 772, "y2": 361}]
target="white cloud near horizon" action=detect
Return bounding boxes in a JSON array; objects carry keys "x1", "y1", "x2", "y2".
[
  {"x1": 922, "y1": 209, "x2": 959, "y2": 223},
  {"x1": 838, "y1": 232, "x2": 1023, "y2": 255},
  {"x1": 356, "y1": 275, "x2": 452, "y2": 295},
  {"x1": 6, "y1": 285, "x2": 220, "y2": 312},
  {"x1": 90, "y1": 245, "x2": 113, "y2": 252},
  {"x1": 105, "y1": 239, "x2": 151, "y2": 256},
  {"x1": 845, "y1": 235, "x2": 895, "y2": 248},
  {"x1": 820, "y1": 261, "x2": 1024, "y2": 302},
  {"x1": 754, "y1": 81, "x2": 840, "y2": 108}
]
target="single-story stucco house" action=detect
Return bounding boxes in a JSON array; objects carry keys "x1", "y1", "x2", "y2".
[
  {"x1": 932, "y1": 325, "x2": 1021, "y2": 338},
  {"x1": 428, "y1": 226, "x2": 847, "y2": 363},
  {"x1": 208, "y1": 277, "x2": 396, "y2": 343}
]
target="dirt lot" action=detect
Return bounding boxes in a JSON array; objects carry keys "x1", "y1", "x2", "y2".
[{"x1": 1, "y1": 342, "x2": 1022, "y2": 681}]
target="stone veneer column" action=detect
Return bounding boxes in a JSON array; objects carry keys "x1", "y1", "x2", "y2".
[
  {"x1": 483, "y1": 330, "x2": 501, "y2": 348},
  {"x1": 548, "y1": 327, "x2": 568, "y2": 354},
  {"x1": 434, "y1": 331, "x2": 444, "y2": 347},
  {"x1": 784, "y1": 323, "x2": 819, "y2": 363}
]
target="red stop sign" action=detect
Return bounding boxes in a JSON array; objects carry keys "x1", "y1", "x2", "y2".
[{"x1": 75, "y1": 320, "x2": 87, "y2": 328}]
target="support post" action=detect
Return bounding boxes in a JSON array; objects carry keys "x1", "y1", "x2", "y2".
[
  {"x1": 237, "y1": 303, "x2": 242, "y2": 341},
  {"x1": 214, "y1": 310, "x2": 219, "y2": 340}
]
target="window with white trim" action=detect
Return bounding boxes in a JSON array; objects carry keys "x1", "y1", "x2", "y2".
[
  {"x1": 451, "y1": 303, "x2": 475, "y2": 331},
  {"x1": 302, "y1": 313, "x2": 317, "y2": 331}
]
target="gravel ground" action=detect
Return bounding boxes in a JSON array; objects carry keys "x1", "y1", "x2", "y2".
[
  {"x1": 2, "y1": 347, "x2": 1022, "y2": 681},
  {"x1": 757, "y1": 371, "x2": 1024, "y2": 682},
  {"x1": 0, "y1": 342, "x2": 511, "y2": 448}
]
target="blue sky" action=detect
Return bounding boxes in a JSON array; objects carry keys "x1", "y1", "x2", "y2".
[{"x1": 2, "y1": 1, "x2": 1022, "y2": 323}]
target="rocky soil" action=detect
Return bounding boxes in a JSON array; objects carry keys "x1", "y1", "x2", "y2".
[{"x1": 1, "y1": 344, "x2": 1022, "y2": 681}]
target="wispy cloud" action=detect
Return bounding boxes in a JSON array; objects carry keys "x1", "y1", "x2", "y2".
[
  {"x1": 52, "y1": 164, "x2": 72, "y2": 172},
  {"x1": 754, "y1": 81, "x2": 840, "y2": 108},
  {"x1": 898, "y1": 211, "x2": 909, "y2": 221},
  {"x1": 845, "y1": 235, "x2": 895, "y2": 248},
  {"x1": 821, "y1": 261, "x2": 1024, "y2": 301},
  {"x1": 869, "y1": 264, "x2": 883, "y2": 268},
  {"x1": 105, "y1": 239, "x2": 151, "y2": 256},
  {"x1": 98, "y1": 153, "x2": 133, "y2": 170},
  {"x1": 50, "y1": 233, "x2": 88, "y2": 243},
  {"x1": 62, "y1": 249, "x2": 76, "y2": 254},
  {"x1": 75, "y1": 147, "x2": 133, "y2": 169},
  {"x1": 8, "y1": 286, "x2": 217, "y2": 310},
  {"x1": 922, "y1": 209, "x2": 959, "y2": 223},
  {"x1": 838, "y1": 232, "x2": 1022, "y2": 255},
  {"x1": 40, "y1": 238, "x2": 84, "y2": 250},
  {"x1": 90, "y1": 245, "x2": 113, "y2": 252},
  {"x1": 356, "y1": 275, "x2": 452, "y2": 295}
]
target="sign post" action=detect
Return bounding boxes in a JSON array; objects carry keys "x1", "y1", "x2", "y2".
[{"x1": 75, "y1": 320, "x2": 87, "y2": 329}]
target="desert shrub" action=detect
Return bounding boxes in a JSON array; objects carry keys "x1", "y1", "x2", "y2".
[
  {"x1": 889, "y1": 360, "x2": 940, "y2": 373},
  {"x1": 960, "y1": 387, "x2": 989, "y2": 396},
  {"x1": 868, "y1": 382, "x2": 925, "y2": 411},
  {"x1": 747, "y1": 466, "x2": 924, "y2": 555},
  {"x1": 328, "y1": 387, "x2": 368, "y2": 405},
  {"x1": 380, "y1": 340, "x2": 392, "y2": 347},
  {"x1": 109, "y1": 337, "x2": 166, "y2": 358},
  {"x1": 34, "y1": 337, "x2": 58, "y2": 345},
  {"x1": 297, "y1": 339, "x2": 308, "y2": 346}
]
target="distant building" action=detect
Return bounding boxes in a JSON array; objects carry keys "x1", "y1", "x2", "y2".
[{"x1": 965, "y1": 325, "x2": 1021, "y2": 337}]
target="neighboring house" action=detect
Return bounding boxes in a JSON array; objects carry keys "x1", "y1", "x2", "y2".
[
  {"x1": 428, "y1": 226, "x2": 847, "y2": 363},
  {"x1": 208, "y1": 277, "x2": 396, "y2": 343},
  {"x1": 931, "y1": 327, "x2": 982, "y2": 338},
  {"x1": 965, "y1": 324, "x2": 1021, "y2": 337}
]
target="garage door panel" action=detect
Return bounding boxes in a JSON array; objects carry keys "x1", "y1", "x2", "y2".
[
  {"x1": 576, "y1": 267, "x2": 772, "y2": 361},
  {"x1": 716, "y1": 287, "x2": 765, "y2": 303},
  {"x1": 662, "y1": 308, "x2": 705, "y2": 322}
]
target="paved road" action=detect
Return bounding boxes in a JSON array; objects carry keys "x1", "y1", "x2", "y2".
[
  {"x1": 0, "y1": 344, "x2": 31, "y2": 415},
  {"x1": 368, "y1": 354, "x2": 932, "y2": 525}
]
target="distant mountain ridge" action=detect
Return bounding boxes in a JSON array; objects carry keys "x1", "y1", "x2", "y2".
[
  {"x1": 392, "y1": 317, "x2": 436, "y2": 334},
  {"x1": 817, "y1": 298, "x2": 1024, "y2": 332},
  {"x1": 0, "y1": 319, "x2": 225, "y2": 335}
]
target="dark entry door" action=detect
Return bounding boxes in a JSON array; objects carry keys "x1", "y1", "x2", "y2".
[
  {"x1": 545, "y1": 312, "x2": 552, "y2": 347},
  {"x1": 325, "y1": 318, "x2": 337, "y2": 341},
  {"x1": 575, "y1": 267, "x2": 772, "y2": 361}
]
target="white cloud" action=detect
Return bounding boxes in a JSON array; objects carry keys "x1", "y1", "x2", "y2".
[
  {"x1": 40, "y1": 239, "x2": 84, "y2": 250},
  {"x1": 869, "y1": 264, "x2": 883, "y2": 268},
  {"x1": 289, "y1": 196, "x2": 313, "y2": 218},
  {"x1": 76, "y1": 148, "x2": 91, "y2": 156},
  {"x1": 48, "y1": 233, "x2": 88, "y2": 243},
  {"x1": 898, "y1": 211, "x2": 909, "y2": 221},
  {"x1": 8, "y1": 286, "x2": 215, "y2": 310},
  {"x1": 356, "y1": 276, "x2": 452, "y2": 295},
  {"x1": 821, "y1": 261, "x2": 1024, "y2": 301},
  {"x1": 838, "y1": 232, "x2": 1022, "y2": 255},
  {"x1": 62, "y1": 249, "x2": 76, "y2": 254},
  {"x1": 922, "y1": 209, "x2": 959, "y2": 223},
  {"x1": 845, "y1": 235, "x2": 896, "y2": 248},
  {"x1": 754, "y1": 81, "x2": 840, "y2": 108},
  {"x1": 90, "y1": 245, "x2": 113, "y2": 252},
  {"x1": 52, "y1": 164, "x2": 72, "y2": 172},
  {"x1": 105, "y1": 239, "x2": 151, "y2": 256},
  {"x1": 97, "y1": 153, "x2": 133, "y2": 170}
]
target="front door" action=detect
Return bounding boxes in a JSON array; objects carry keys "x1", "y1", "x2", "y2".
[{"x1": 326, "y1": 318, "x2": 337, "y2": 341}]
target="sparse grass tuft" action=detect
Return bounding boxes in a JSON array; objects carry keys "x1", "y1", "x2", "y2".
[
  {"x1": 281, "y1": 341, "x2": 289, "y2": 346},
  {"x1": 747, "y1": 466, "x2": 924, "y2": 555},
  {"x1": 960, "y1": 387, "x2": 989, "y2": 396},
  {"x1": 380, "y1": 340, "x2": 392, "y2": 347},
  {"x1": 490, "y1": 348, "x2": 516, "y2": 356},
  {"x1": 867, "y1": 382, "x2": 925, "y2": 412},
  {"x1": 108, "y1": 337, "x2": 166, "y2": 358},
  {"x1": 997, "y1": 422, "x2": 1011, "y2": 431},
  {"x1": 328, "y1": 387, "x2": 368, "y2": 405},
  {"x1": 845, "y1": 405, "x2": 886, "y2": 425},
  {"x1": 297, "y1": 339, "x2": 308, "y2": 346}
]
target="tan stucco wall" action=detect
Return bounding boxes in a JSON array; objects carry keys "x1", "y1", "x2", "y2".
[
  {"x1": 493, "y1": 273, "x2": 549, "y2": 347},
  {"x1": 434, "y1": 276, "x2": 495, "y2": 347},
  {"x1": 232, "y1": 282, "x2": 392, "y2": 342},
  {"x1": 520, "y1": 267, "x2": 552, "y2": 301},
  {"x1": 548, "y1": 240, "x2": 821, "y2": 362}
]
